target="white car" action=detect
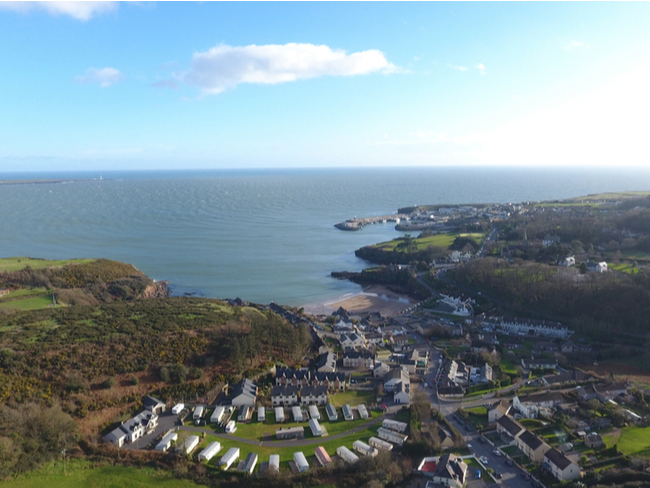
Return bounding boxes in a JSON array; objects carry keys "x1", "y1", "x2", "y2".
[
  {"x1": 480, "y1": 456, "x2": 489, "y2": 464},
  {"x1": 493, "y1": 449, "x2": 502, "y2": 456}
]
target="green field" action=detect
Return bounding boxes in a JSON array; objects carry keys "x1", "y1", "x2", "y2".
[
  {"x1": 373, "y1": 232, "x2": 486, "y2": 252},
  {"x1": 0, "y1": 287, "x2": 51, "y2": 299},
  {"x1": 329, "y1": 390, "x2": 376, "y2": 407},
  {"x1": 610, "y1": 425, "x2": 650, "y2": 457},
  {"x1": 4, "y1": 460, "x2": 204, "y2": 488},
  {"x1": 608, "y1": 262, "x2": 639, "y2": 274},
  {"x1": 0, "y1": 257, "x2": 95, "y2": 272},
  {"x1": 0, "y1": 294, "x2": 58, "y2": 311}
]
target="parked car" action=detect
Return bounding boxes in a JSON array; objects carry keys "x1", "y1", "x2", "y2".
[
  {"x1": 522, "y1": 473, "x2": 531, "y2": 481},
  {"x1": 506, "y1": 459, "x2": 513, "y2": 466},
  {"x1": 475, "y1": 470, "x2": 482, "y2": 479},
  {"x1": 495, "y1": 471, "x2": 503, "y2": 479},
  {"x1": 493, "y1": 449, "x2": 502, "y2": 456},
  {"x1": 480, "y1": 456, "x2": 489, "y2": 464},
  {"x1": 478, "y1": 436, "x2": 486, "y2": 443}
]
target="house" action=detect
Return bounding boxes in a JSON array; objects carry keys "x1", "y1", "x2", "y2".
[
  {"x1": 372, "y1": 361, "x2": 390, "y2": 378},
  {"x1": 517, "y1": 430, "x2": 551, "y2": 462},
  {"x1": 496, "y1": 415, "x2": 525, "y2": 444},
  {"x1": 488, "y1": 400, "x2": 511, "y2": 423},
  {"x1": 436, "y1": 379, "x2": 465, "y2": 397},
  {"x1": 543, "y1": 234, "x2": 561, "y2": 247},
  {"x1": 533, "y1": 341, "x2": 558, "y2": 352},
  {"x1": 496, "y1": 316, "x2": 571, "y2": 338},
  {"x1": 542, "y1": 370, "x2": 593, "y2": 386},
  {"x1": 438, "y1": 426, "x2": 454, "y2": 449},
  {"x1": 513, "y1": 391, "x2": 564, "y2": 418},
  {"x1": 544, "y1": 447, "x2": 581, "y2": 481},
  {"x1": 399, "y1": 348, "x2": 429, "y2": 374},
  {"x1": 275, "y1": 368, "x2": 311, "y2": 388},
  {"x1": 316, "y1": 351, "x2": 337, "y2": 372},
  {"x1": 300, "y1": 385, "x2": 328, "y2": 406},
  {"x1": 470, "y1": 363, "x2": 492, "y2": 384},
  {"x1": 521, "y1": 356, "x2": 558, "y2": 370},
  {"x1": 586, "y1": 261, "x2": 608, "y2": 273},
  {"x1": 561, "y1": 340, "x2": 592, "y2": 354},
  {"x1": 343, "y1": 349, "x2": 374, "y2": 369},
  {"x1": 559, "y1": 256, "x2": 576, "y2": 267},
  {"x1": 231, "y1": 379, "x2": 258, "y2": 407},
  {"x1": 340, "y1": 333, "x2": 365, "y2": 350},
  {"x1": 431, "y1": 454, "x2": 468, "y2": 488},
  {"x1": 384, "y1": 368, "x2": 410, "y2": 392},
  {"x1": 584, "y1": 433, "x2": 603, "y2": 449},
  {"x1": 0, "y1": 289, "x2": 9, "y2": 297},
  {"x1": 394, "y1": 380, "x2": 410, "y2": 404},
  {"x1": 576, "y1": 382, "x2": 629, "y2": 403},
  {"x1": 142, "y1": 396, "x2": 166, "y2": 415},
  {"x1": 311, "y1": 371, "x2": 347, "y2": 391},
  {"x1": 104, "y1": 409, "x2": 159, "y2": 447},
  {"x1": 365, "y1": 332, "x2": 384, "y2": 347},
  {"x1": 390, "y1": 335, "x2": 410, "y2": 352},
  {"x1": 271, "y1": 385, "x2": 299, "y2": 407}
]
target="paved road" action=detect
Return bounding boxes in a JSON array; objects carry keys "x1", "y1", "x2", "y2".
[{"x1": 178, "y1": 413, "x2": 385, "y2": 448}]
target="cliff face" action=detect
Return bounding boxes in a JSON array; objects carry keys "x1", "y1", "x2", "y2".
[{"x1": 141, "y1": 280, "x2": 170, "y2": 299}]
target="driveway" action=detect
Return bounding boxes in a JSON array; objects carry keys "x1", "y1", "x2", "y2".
[{"x1": 122, "y1": 411, "x2": 180, "y2": 450}]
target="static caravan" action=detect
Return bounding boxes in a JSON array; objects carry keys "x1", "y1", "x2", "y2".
[
  {"x1": 369, "y1": 436, "x2": 393, "y2": 452},
  {"x1": 268, "y1": 454, "x2": 280, "y2": 474},
  {"x1": 314, "y1": 446, "x2": 331, "y2": 466},
  {"x1": 382, "y1": 419, "x2": 408, "y2": 433},
  {"x1": 337, "y1": 446, "x2": 360, "y2": 464},
  {"x1": 238, "y1": 405, "x2": 253, "y2": 423},
  {"x1": 292, "y1": 406, "x2": 303, "y2": 422},
  {"x1": 171, "y1": 403, "x2": 184, "y2": 415},
  {"x1": 309, "y1": 418, "x2": 323, "y2": 437},
  {"x1": 182, "y1": 435, "x2": 200, "y2": 454},
  {"x1": 308, "y1": 405, "x2": 321, "y2": 420},
  {"x1": 353, "y1": 440, "x2": 378, "y2": 457},
  {"x1": 211, "y1": 406, "x2": 225, "y2": 424},
  {"x1": 220, "y1": 447, "x2": 240, "y2": 470},
  {"x1": 377, "y1": 427, "x2": 408, "y2": 446},
  {"x1": 242, "y1": 452, "x2": 258, "y2": 475},
  {"x1": 342, "y1": 404, "x2": 353, "y2": 421},
  {"x1": 155, "y1": 432, "x2": 177, "y2": 452},
  {"x1": 276, "y1": 426, "x2": 305, "y2": 440},
  {"x1": 193, "y1": 406, "x2": 204, "y2": 420},
  {"x1": 258, "y1": 406, "x2": 266, "y2": 422},
  {"x1": 326, "y1": 404, "x2": 338, "y2": 421},
  {"x1": 358, "y1": 404, "x2": 369, "y2": 420},
  {"x1": 275, "y1": 407, "x2": 285, "y2": 423},
  {"x1": 294, "y1": 451, "x2": 309, "y2": 472},
  {"x1": 225, "y1": 420, "x2": 237, "y2": 434},
  {"x1": 198, "y1": 441, "x2": 222, "y2": 462}
]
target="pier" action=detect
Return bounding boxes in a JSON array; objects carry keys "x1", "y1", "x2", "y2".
[{"x1": 334, "y1": 214, "x2": 410, "y2": 231}]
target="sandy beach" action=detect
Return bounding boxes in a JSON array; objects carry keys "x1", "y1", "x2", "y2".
[{"x1": 304, "y1": 285, "x2": 416, "y2": 317}]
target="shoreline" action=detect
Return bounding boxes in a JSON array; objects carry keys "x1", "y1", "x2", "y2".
[{"x1": 302, "y1": 284, "x2": 416, "y2": 317}]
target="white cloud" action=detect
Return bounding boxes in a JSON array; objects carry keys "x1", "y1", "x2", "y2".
[
  {"x1": 151, "y1": 79, "x2": 179, "y2": 90},
  {"x1": 180, "y1": 43, "x2": 400, "y2": 94},
  {"x1": 74, "y1": 67, "x2": 124, "y2": 87},
  {"x1": 451, "y1": 65, "x2": 468, "y2": 71},
  {"x1": 0, "y1": 1, "x2": 117, "y2": 20},
  {"x1": 475, "y1": 63, "x2": 486, "y2": 75},
  {"x1": 563, "y1": 40, "x2": 590, "y2": 51}
]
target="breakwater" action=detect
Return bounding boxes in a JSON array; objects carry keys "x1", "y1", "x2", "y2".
[{"x1": 334, "y1": 214, "x2": 410, "y2": 231}]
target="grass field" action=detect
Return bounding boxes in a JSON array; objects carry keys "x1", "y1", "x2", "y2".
[
  {"x1": 0, "y1": 294, "x2": 58, "y2": 311},
  {"x1": 608, "y1": 262, "x2": 640, "y2": 274},
  {"x1": 611, "y1": 425, "x2": 650, "y2": 457},
  {"x1": 4, "y1": 460, "x2": 204, "y2": 488},
  {"x1": 373, "y1": 232, "x2": 486, "y2": 252},
  {"x1": 0, "y1": 287, "x2": 51, "y2": 299},
  {"x1": 330, "y1": 390, "x2": 376, "y2": 407},
  {"x1": 0, "y1": 257, "x2": 95, "y2": 272}
]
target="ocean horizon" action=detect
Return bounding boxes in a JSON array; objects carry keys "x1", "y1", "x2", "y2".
[{"x1": 3, "y1": 166, "x2": 650, "y2": 307}]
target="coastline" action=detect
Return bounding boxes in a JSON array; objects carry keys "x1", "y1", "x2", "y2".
[{"x1": 303, "y1": 284, "x2": 416, "y2": 317}]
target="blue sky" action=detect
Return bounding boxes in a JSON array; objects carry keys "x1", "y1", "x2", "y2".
[{"x1": 1, "y1": 1, "x2": 649, "y2": 171}]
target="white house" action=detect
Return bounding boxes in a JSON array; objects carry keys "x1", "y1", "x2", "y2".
[
  {"x1": 544, "y1": 447, "x2": 581, "y2": 481},
  {"x1": 513, "y1": 391, "x2": 564, "y2": 418},
  {"x1": 231, "y1": 379, "x2": 258, "y2": 407},
  {"x1": 384, "y1": 368, "x2": 410, "y2": 392}
]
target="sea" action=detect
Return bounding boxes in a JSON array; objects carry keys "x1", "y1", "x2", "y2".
[{"x1": 2, "y1": 166, "x2": 649, "y2": 307}]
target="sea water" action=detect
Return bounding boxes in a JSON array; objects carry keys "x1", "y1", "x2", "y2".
[{"x1": 1, "y1": 166, "x2": 649, "y2": 306}]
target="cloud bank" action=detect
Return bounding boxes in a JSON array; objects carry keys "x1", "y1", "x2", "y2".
[
  {"x1": 0, "y1": 1, "x2": 117, "y2": 20},
  {"x1": 74, "y1": 67, "x2": 124, "y2": 87},
  {"x1": 180, "y1": 43, "x2": 399, "y2": 94}
]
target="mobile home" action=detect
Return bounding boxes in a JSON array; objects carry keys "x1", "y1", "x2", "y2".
[
  {"x1": 198, "y1": 441, "x2": 222, "y2": 462},
  {"x1": 309, "y1": 418, "x2": 323, "y2": 437},
  {"x1": 309, "y1": 405, "x2": 321, "y2": 420},
  {"x1": 211, "y1": 406, "x2": 225, "y2": 424},
  {"x1": 342, "y1": 404, "x2": 353, "y2": 421},
  {"x1": 275, "y1": 406, "x2": 285, "y2": 423},
  {"x1": 268, "y1": 454, "x2": 280, "y2": 474},
  {"x1": 326, "y1": 404, "x2": 338, "y2": 421},
  {"x1": 155, "y1": 432, "x2": 177, "y2": 452},
  {"x1": 225, "y1": 420, "x2": 237, "y2": 434},
  {"x1": 369, "y1": 436, "x2": 393, "y2": 451},
  {"x1": 258, "y1": 406, "x2": 266, "y2": 422},
  {"x1": 242, "y1": 452, "x2": 258, "y2": 474},
  {"x1": 182, "y1": 435, "x2": 200, "y2": 454},
  {"x1": 171, "y1": 403, "x2": 184, "y2": 415},
  {"x1": 353, "y1": 440, "x2": 378, "y2": 457},
  {"x1": 292, "y1": 405, "x2": 303, "y2": 422},
  {"x1": 276, "y1": 426, "x2": 305, "y2": 440},
  {"x1": 337, "y1": 445, "x2": 360, "y2": 464},
  {"x1": 382, "y1": 419, "x2": 408, "y2": 433},
  {"x1": 193, "y1": 406, "x2": 204, "y2": 420},
  {"x1": 358, "y1": 404, "x2": 369, "y2": 420},
  {"x1": 377, "y1": 427, "x2": 408, "y2": 446},
  {"x1": 220, "y1": 447, "x2": 240, "y2": 470},
  {"x1": 315, "y1": 446, "x2": 332, "y2": 466},
  {"x1": 294, "y1": 451, "x2": 309, "y2": 472},
  {"x1": 238, "y1": 405, "x2": 252, "y2": 422}
]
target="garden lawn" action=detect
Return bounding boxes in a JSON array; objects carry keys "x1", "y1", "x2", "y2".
[
  {"x1": 0, "y1": 257, "x2": 95, "y2": 272},
  {"x1": 330, "y1": 390, "x2": 376, "y2": 407},
  {"x1": 3, "y1": 460, "x2": 204, "y2": 488}
]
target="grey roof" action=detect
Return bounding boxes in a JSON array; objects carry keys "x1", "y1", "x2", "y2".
[
  {"x1": 271, "y1": 385, "x2": 298, "y2": 397},
  {"x1": 313, "y1": 371, "x2": 346, "y2": 383},
  {"x1": 142, "y1": 396, "x2": 164, "y2": 410},
  {"x1": 497, "y1": 415, "x2": 525, "y2": 437},
  {"x1": 232, "y1": 379, "x2": 257, "y2": 400},
  {"x1": 343, "y1": 349, "x2": 374, "y2": 360},
  {"x1": 545, "y1": 447, "x2": 574, "y2": 470},
  {"x1": 434, "y1": 454, "x2": 467, "y2": 483},
  {"x1": 316, "y1": 352, "x2": 336, "y2": 369},
  {"x1": 519, "y1": 430, "x2": 545, "y2": 451},
  {"x1": 518, "y1": 391, "x2": 564, "y2": 404},
  {"x1": 301, "y1": 385, "x2": 328, "y2": 397}
]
